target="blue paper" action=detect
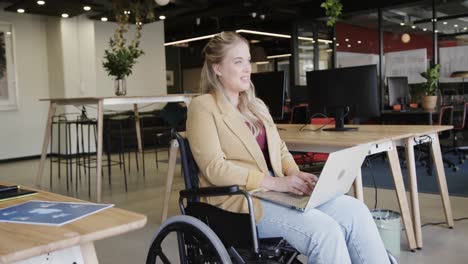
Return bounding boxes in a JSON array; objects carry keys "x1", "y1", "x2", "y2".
[{"x1": 0, "y1": 200, "x2": 114, "y2": 226}]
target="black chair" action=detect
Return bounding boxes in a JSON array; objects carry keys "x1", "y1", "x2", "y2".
[
  {"x1": 418, "y1": 105, "x2": 458, "y2": 174},
  {"x1": 445, "y1": 102, "x2": 468, "y2": 163},
  {"x1": 289, "y1": 104, "x2": 309, "y2": 124},
  {"x1": 146, "y1": 131, "x2": 302, "y2": 263},
  {"x1": 437, "y1": 105, "x2": 458, "y2": 171}
]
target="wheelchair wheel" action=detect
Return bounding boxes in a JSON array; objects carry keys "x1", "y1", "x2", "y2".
[{"x1": 146, "y1": 215, "x2": 232, "y2": 264}]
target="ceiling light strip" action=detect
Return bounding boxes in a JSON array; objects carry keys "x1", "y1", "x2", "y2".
[
  {"x1": 266, "y1": 53, "x2": 291, "y2": 59},
  {"x1": 235, "y1": 29, "x2": 291, "y2": 39},
  {"x1": 164, "y1": 29, "x2": 332, "y2": 46},
  {"x1": 164, "y1": 34, "x2": 217, "y2": 46}
]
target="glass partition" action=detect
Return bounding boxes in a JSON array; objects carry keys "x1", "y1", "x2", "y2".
[
  {"x1": 294, "y1": 22, "x2": 333, "y2": 86},
  {"x1": 436, "y1": 1, "x2": 468, "y2": 105},
  {"x1": 382, "y1": 1, "x2": 433, "y2": 108}
]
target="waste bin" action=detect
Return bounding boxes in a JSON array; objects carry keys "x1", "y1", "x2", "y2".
[{"x1": 371, "y1": 209, "x2": 401, "y2": 256}]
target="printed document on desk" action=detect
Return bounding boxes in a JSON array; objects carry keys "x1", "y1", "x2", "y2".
[{"x1": 0, "y1": 200, "x2": 113, "y2": 226}]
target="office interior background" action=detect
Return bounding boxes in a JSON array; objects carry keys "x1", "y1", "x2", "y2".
[
  {"x1": 0, "y1": 0, "x2": 467, "y2": 159},
  {"x1": 1, "y1": 0, "x2": 468, "y2": 263}
]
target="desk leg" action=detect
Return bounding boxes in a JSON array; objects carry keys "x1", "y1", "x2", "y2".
[
  {"x1": 35, "y1": 102, "x2": 57, "y2": 187},
  {"x1": 161, "y1": 139, "x2": 179, "y2": 223},
  {"x1": 96, "y1": 101, "x2": 103, "y2": 203},
  {"x1": 81, "y1": 242, "x2": 98, "y2": 264},
  {"x1": 134, "y1": 104, "x2": 144, "y2": 177},
  {"x1": 353, "y1": 169, "x2": 364, "y2": 201},
  {"x1": 387, "y1": 143, "x2": 417, "y2": 251},
  {"x1": 430, "y1": 135, "x2": 454, "y2": 228},
  {"x1": 405, "y1": 138, "x2": 422, "y2": 249}
]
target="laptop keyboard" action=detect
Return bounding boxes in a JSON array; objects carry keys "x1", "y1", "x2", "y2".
[{"x1": 255, "y1": 191, "x2": 310, "y2": 209}]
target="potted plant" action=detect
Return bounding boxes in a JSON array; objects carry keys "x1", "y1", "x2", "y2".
[
  {"x1": 321, "y1": 0, "x2": 343, "y2": 27},
  {"x1": 102, "y1": 1, "x2": 153, "y2": 96},
  {"x1": 420, "y1": 64, "x2": 441, "y2": 110}
]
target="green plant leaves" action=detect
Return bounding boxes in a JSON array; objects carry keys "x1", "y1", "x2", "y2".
[
  {"x1": 103, "y1": 46, "x2": 144, "y2": 80},
  {"x1": 321, "y1": 0, "x2": 343, "y2": 27},
  {"x1": 420, "y1": 64, "x2": 441, "y2": 96},
  {"x1": 102, "y1": 0, "x2": 152, "y2": 80}
]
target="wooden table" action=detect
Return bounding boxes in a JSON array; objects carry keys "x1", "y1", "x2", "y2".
[
  {"x1": 278, "y1": 124, "x2": 454, "y2": 250},
  {"x1": 0, "y1": 186, "x2": 147, "y2": 263},
  {"x1": 277, "y1": 124, "x2": 418, "y2": 250},
  {"x1": 357, "y1": 125, "x2": 454, "y2": 249},
  {"x1": 36, "y1": 95, "x2": 196, "y2": 202}
]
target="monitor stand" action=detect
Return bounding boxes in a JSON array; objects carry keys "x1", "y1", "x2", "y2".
[{"x1": 322, "y1": 107, "x2": 358, "y2": 132}]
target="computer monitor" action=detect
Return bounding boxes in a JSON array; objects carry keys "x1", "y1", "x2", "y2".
[
  {"x1": 251, "y1": 71, "x2": 286, "y2": 120},
  {"x1": 387, "y1": 76, "x2": 410, "y2": 106},
  {"x1": 306, "y1": 65, "x2": 380, "y2": 131}
]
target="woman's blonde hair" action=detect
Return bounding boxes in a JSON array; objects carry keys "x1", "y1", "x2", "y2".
[{"x1": 200, "y1": 31, "x2": 272, "y2": 136}]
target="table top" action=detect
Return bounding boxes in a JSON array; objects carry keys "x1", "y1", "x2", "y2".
[
  {"x1": 40, "y1": 94, "x2": 199, "y2": 106},
  {"x1": 277, "y1": 124, "x2": 453, "y2": 149},
  {"x1": 0, "y1": 186, "x2": 147, "y2": 263}
]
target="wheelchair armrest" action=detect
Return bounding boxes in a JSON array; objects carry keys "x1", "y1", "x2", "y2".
[{"x1": 180, "y1": 185, "x2": 240, "y2": 198}]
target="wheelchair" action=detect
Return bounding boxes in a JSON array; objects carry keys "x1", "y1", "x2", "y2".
[{"x1": 146, "y1": 130, "x2": 398, "y2": 264}]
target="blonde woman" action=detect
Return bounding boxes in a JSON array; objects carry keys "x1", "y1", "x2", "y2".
[{"x1": 186, "y1": 31, "x2": 389, "y2": 264}]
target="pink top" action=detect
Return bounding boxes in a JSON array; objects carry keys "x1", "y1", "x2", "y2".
[{"x1": 246, "y1": 122, "x2": 272, "y2": 170}]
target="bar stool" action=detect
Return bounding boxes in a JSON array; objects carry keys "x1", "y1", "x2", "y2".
[
  {"x1": 103, "y1": 115, "x2": 130, "y2": 192},
  {"x1": 50, "y1": 114, "x2": 81, "y2": 192},
  {"x1": 140, "y1": 113, "x2": 170, "y2": 171}
]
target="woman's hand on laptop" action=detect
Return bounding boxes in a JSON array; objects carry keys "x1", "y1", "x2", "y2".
[
  {"x1": 260, "y1": 170, "x2": 317, "y2": 195},
  {"x1": 285, "y1": 168, "x2": 318, "y2": 183},
  {"x1": 296, "y1": 171, "x2": 318, "y2": 187},
  {"x1": 288, "y1": 170, "x2": 318, "y2": 193}
]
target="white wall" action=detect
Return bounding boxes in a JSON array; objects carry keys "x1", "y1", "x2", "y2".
[
  {"x1": 46, "y1": 18, "x2": 65, "y2": 99},
  {"x1": 0, "y1": 11, "x2": 50, "y2": 160},
  {"x1": 61, "y1": 16, "x2": 97, "y2": 98},
  {"x1": 94, "y1": 20, "x2": 166, "y2": 100},
  {"x1": 0, "y1": 11, "x2": 166, "y2": 159}
]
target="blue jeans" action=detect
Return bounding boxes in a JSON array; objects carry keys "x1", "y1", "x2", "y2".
[{"x1": 257, "y1": 195, "x2": 390, "y2": 264}]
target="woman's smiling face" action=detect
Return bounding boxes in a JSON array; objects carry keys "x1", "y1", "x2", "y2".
[{"x1": 212, "y1": 41, "x2": 252, "y2": 98}]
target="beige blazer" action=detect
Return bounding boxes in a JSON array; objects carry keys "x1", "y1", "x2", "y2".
[{"x1": 186, "y1": 92, "x2": 299, "y2": 221}]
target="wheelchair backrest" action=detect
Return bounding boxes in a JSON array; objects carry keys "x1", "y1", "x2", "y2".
[{"x1": 174, "y1": 131, "x2": 200, "y2": 190}]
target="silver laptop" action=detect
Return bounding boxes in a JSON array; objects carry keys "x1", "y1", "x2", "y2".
[{"x1": 252, "y1": 144, "x2": 369, "y2": 212}]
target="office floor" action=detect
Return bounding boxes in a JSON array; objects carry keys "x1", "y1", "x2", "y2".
[{"x1": 1, "y1": 152, "x2": 468, "y2": 263}]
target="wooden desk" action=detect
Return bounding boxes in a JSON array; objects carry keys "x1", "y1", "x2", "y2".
[
  {"x1": 277, "y1": 124, "x2": 417, "y2": 250},
  {"x1": 36, "y1": 95, "x2": 196, "y2": 202},
  {"x1": 358, "y1": 125, "x2": 454, "y2": 249},
  {"x1": 279, "y1": 124, "x2": 453, "y2": 250},
  {"x1": 0, "y1": 186, "x2": 147, "y2": 263}
]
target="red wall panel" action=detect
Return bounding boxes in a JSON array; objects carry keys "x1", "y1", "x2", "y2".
[{"x1": 336, "y1": 23, "x2": 434, "y2": 59}]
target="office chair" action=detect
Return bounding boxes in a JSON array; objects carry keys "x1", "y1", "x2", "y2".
[
  {"x1": 419, "y1": 106, "x2": 458, "y2": 174},
  {"x1": 289, "y1": 104, "x2": 309, "y2": 124},
  {"x1": 437, "y1": 106, "x2": 458, "y2": 171},
  {"x1": 147, "y1": 131, "x2": 302, "y2": 263},
  {"x1": 442, "y1": 102, "x2": 468, "y2": 164}
]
